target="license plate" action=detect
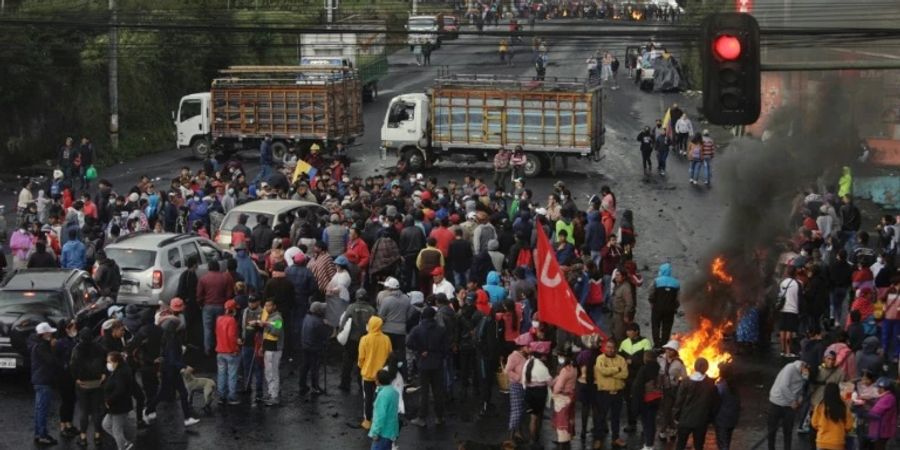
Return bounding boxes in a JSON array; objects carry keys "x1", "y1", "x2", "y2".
[
  {"x1": 0, "y1": 358, "x2": 16, "y2": 369},
  {"x1": 130, "y1": 285, "x2": 139, "y2": 294}
]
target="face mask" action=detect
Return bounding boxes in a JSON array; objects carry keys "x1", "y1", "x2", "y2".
[
  {"x1": 560, "y1": 195, "x2": 566, "y2": 201},
  {"x1": 67, "y1": 330, "x2": 77, "y2": 338},
  {"x1": 801, "y1": 371, "x2": 809, "y2": 380},
  {"x1": 107, "y1": 363, "x2": 116, "y2": 372},
  {"x1": 557, "y1": 357, "x2": 566, "y2": 365},
  {"x1": 532, "y1": 321, "x2": 540, "y2": 329}
]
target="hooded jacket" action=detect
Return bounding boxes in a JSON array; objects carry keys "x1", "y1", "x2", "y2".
[
  {"x1": 483, "y1": 271, "x2": 508, "y2": 306},
  {"x1": 61, "y1": 239, "x2": 86, "y2": 269},
  {"x1": 769, "y1": 360, "x2": 807, "y2": 407},
  {"x1": 235, "y1": 250, "x2": 262, "y2": 293},
  {"x1": 301, "y1": 303, "x2": 331, "y2": 352},
  {"x1": 286, "y1": 263, "x2": 317, "y2": 312},
  {"x1": 867, "y1": 391, "x2": 898, "y2": 440},
  {"x1": 650, "y1": 263, "x2": 681, "y2": 314},
  {"x1": 406, "y1": 316, "x2": 450, "y2": 371},
  {"x1": 377, "y1": 290, "x2": 413, "y2": 335},
  {"x1": 584, "y1": 211, "x2": 606, "y2": 252},
  {"x1": 358, "y1": 316, "x2": 392, "y2": 381},
  {"x1": 105, "y1": 363, "x2": 134, "y2": 414},
  {"x1": 856, "y1": 336, "x2": 884, "y2": 375},
  {"x1": 70, "y1": 328, "x2": 107, "y2": 383},
  {"x1": 674, "y1": 374, "x2": 720, "y2": 428}
]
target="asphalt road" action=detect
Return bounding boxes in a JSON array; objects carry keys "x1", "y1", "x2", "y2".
[{"x1": 0, "y1": 20, "x2": 812, "y2": 450}]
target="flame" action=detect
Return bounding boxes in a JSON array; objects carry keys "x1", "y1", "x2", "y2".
[
  {"x1": 677, "y1": 317, "x2": 733, "y2": 379},
  {"x1": 710, "y1": 256, "x2": 733, "y2": 285},
  {"x1": 630, "y1": 10, "x2": 643, "y2": 20}
]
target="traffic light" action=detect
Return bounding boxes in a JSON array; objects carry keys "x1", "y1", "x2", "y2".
[{"x1": 702, "y1": 13, "x2": 760, "y2": 125}]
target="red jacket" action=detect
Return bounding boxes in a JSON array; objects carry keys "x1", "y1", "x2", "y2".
[
  {"x1": 429, "y1": 226, "x2": 455, "y2": 257},
  {"x1": 347, "y1": 238, "x2": 370, "y2": 270},
  {"x1": 215, "y1": 314, "x2": 239, "y2": 354},
  {"x1": 197, "y1": 271, "x2": 235, "y2": 307}
]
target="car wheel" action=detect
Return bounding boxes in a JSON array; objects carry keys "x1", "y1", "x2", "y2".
[
  {"x1": 191, "y1": 138, "x2": 210, "y2": 160},
  {"x1": 523, "y1": 153, "x2": 543, "y2": 177}
]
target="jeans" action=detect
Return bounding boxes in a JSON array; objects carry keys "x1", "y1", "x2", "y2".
[
  {"x1": 363, "y1": 380, "x2": 377, "y2": 422},
  {"x1": 371, "y1": 438, "x2": 393, "y2": 450},
  {"x1": 216, "y1": 353, "x2": 240, "y2": 402},
  {"x1": 689, "y1": 160, "x2": 703, "y2": 182},
  {"x1": 640, "y1": 402, "x2": 659, "y2": 447},
  {"x1": 882, "y1": 319, "x2": 900, "y2": 358},
  {"x1": 264, "y1": 350, "x2": 282, "y2": 402},
  {"x1": 202, "y1": 305, "x2": 225, "y2": 354},
  {"x1": 578, "y1": 382, "x2": 599, "y2": 436},
  {"x1": 716, "y1": 425, "x2": 735, "y2": 450},
  {"x1": 657, "y1": 147, "x2": 669, "y2": 172},
  {"x1": 493, "y1": 169, "x2": 510, "y2": 192},
  {"x1": 76, "y1": 386, "x2": 104, "y2": 435},
  {"x1": 641, "y1": 149, "x2": 653, "y2": 171},
  {"x1": 34, "y1": 384, "x2": 53, "y2": 438},
  {"x1": 767, "y1": 402, "x2": 796, "y2": 450},
  {"x1": 418, "y1": 368, "x2": 445, "y2": 420},
  {"x1": 241, "y1": 345, "x2": 264, "y2": 396},
  {"x1": 252, "y1": 164, "x2": 272, "y2": 186},
  {"x1": 138, "y1": 368, "x2": 159, "y2": 415},
  {"x1": 102, "y1": 412, "x2": 131, "y2": 449},
  {"x1": 452, "y1": 270, "x2": 468, "y2": 290},
  {"x1": 830, "y1": 287, "x2": 849, "y2": 326},
  {"x1": 59, "y1": 375, "x2": 76, "y2": 423},
  {"x1": 676, "y1": 426, "x2": 708, "y2": 450},
  {"x1": 703, "y1": 157, "x2": 713, "y2": 183},
  {"x1": 596, "y1": 390, "x2": 624, "y2": 439},
  {"x1": 299, "y1": 349, "x2": 322, "y2": 390}
]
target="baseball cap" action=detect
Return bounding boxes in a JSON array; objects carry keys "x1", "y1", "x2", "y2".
[
  {"x1": 431, "y1": 266, "x2": 444, "y2": 276},
  {"x1": 662, "y1": 340, "x2": 680, "y2": 351},
  {"x1": 334, "y1": 255, "x2": 349, "y2": 267},
  {"x1": 35, "y1": 322, "x2": 57, "y2": 335},
  {"x1": 380, "y1": 277, "x2": 400, "y2": 289},
  {"x1": 224, "y1": 299, "x2": 238, "y2": 311},
  {"x1": 169, "y1": 297, "x2": 185, "y2": 312},
  {"x1": 293, "y1": 252, "x2": 307, "y2": 265}
]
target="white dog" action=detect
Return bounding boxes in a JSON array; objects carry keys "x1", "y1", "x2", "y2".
[{"x1": 181, "y1": 366, "x2": 216, "y2": 413}]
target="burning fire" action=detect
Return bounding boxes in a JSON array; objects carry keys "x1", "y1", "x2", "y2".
[
  {"x1": 710, "y1": 256, "x2": 733, "y2": 284},
  {"x1": 678, "y1": 317, "x2": 733, "y2": 379},
  {"x1": 630, "y1": 10, "x2": 643, "y2": 20}
]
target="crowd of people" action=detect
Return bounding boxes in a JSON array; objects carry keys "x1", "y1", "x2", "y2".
[{"x1": 9, "y1": 131, "x2": 900, "y2": 450}]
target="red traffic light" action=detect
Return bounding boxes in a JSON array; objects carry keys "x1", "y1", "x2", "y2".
[{"x1": 713, "y1": 35, "x2": 742, "y2": 61}]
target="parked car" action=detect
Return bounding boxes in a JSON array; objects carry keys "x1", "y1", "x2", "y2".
[
  {"x1": 0, "y1": 268, "x2": 112, "y2": 371},
  {"x1": 215, "y1": 200, "x2": 328, "y2": 247},
  {"x1": 103, "y1": 232, "x2": 230, "y2": 307}
]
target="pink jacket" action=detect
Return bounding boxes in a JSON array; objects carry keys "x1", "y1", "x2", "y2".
[
  {"x1": 9, "y1": 230, "x2": 32, "y2": 261},
  {"x1": 552, "y1": 365, "x2": 577, "y2": 396},
  {"x1": 867, "y1": 392, "x2": 897, "y2": 440}
]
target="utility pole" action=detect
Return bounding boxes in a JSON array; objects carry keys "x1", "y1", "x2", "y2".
[
  {"x1": 326, "y1": 0, "x2": 334, "y2": 23},
  {"x1": 412, "y1": 0, "x2": 417, "y2": 15},
  {"x1": 108, "y1": 0, "x2": 119, "y2": 152}
]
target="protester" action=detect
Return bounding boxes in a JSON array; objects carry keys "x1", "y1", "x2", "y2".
[
  {"x1": 811, "y1": 382, "x2": 853, "y2": 450},
  {"x1": 594, "y1": 339, "x2": 628, "y2": 449},
  {"x1": 358, "y1": 316, "x2": 392, "y2": 430},
  {"x1": 369, "y1": 370, "x2": 401, "y2": 450},
  {"x1": 673, "y1": 358, "x2": 720, "y2": 450},
  {"x1": 102, "y1": 351, "x2": 134, "y2": 450},
  {"x1": 215, "y1": 299, "x2": 241, "y2": 406}
]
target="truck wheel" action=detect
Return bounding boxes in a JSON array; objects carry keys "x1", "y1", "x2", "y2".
[
  {"x1": 403, "y1": 148, "x2": 425, "y2": 172},
  {"x1": 191, "y1": 138, "x2": 210, "y2": 160},
  {"x1": 523, "y1": 153, "x2": 543, "y2": 177},
  {"x1": 272, "y1": 141, "x2": 289, "y2": 161}
]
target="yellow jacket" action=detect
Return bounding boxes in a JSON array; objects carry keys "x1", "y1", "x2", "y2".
[
  {"x1": 358, "y1": 316, "x2": 393, "y2": 382},
  {"x1": 811, "y1": 402, "x2": 854, "y2": 450},
  {"x1": 594, "y1": 353, "x2": 628, "y2": 392}
]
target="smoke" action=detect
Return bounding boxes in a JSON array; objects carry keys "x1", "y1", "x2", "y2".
[{"x1": 681, "y1": 78, "x2": 868, "y2": 324}]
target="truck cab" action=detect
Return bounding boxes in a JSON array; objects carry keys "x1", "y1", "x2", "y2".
[
  {"x1": 175, "y1": 92, "x2": 211, "y2": 159},
  {"x1": 381, "y1": 93, "x2": 430, "y2": 168},
  {"x1": 407, "y1": 15, "x2": 441, "y2": 48}
]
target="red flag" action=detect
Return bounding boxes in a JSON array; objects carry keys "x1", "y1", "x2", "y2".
[{"x1": 533, "y1": 222, "x2": 605, "y2": 337}]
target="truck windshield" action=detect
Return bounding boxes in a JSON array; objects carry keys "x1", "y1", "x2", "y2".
[
  {"x1": 179, "y1": 99, "x2": 201, "y2": 122},
  {"x1": 387, "y1": 101, "x2": 414, "y2": 127},
  {"x1": 408, "y1": 19, "x2": 436, "y2": 30}
]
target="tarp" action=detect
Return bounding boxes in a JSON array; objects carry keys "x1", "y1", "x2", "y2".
[{"x1": 652, "y1": 56, "x2": 686, "y2": 92}]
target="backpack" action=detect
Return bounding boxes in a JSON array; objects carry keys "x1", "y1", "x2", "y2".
[
  {"x1": 515, "y1": 248, "x2": 534, "y2": 269},
  {"x1": 776, "y1": 279, "x2": 796, "y2": 312},
  {"x1": 587, "y1": 279, "x2": 604, "y2": 305}
]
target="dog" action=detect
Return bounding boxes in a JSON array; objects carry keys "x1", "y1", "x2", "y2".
[{"x1": 181, "y1": 366, "x2": 216, "y2": 414}]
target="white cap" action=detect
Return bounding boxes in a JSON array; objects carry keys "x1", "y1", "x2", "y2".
[
  {"x1": 466, "y1": 211, "x2": 477, "y2": 220},
  {"x1": 409, "y1": 291, "x2": 425, "y2": 306},
  {"x1": 35, "y1": 322, "x2": 57, "y2": 335},
  {"x1": 535, "y1": 207, "x2": 548, "y2": 216},
  {"x1": 662, "y1": 339, "x2": 680, "y2": 351},
  {"x1": 53, "y1": 170, "x2": 64, "y2": 180},
  {"x1": 380, "y1": 277, "x2": 400, "y2": 289}
]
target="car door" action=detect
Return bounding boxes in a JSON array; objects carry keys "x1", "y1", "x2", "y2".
[{"x1": 198, "y1": 240, "x2": 226, "y2": 271}]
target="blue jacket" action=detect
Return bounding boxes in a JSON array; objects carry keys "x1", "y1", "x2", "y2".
[
  {"x1": 584, "y1": 211, "x2": 606, "y2": 252},
  {"x1": 654, "y1": 263, "x2": 681, "y2": 289},
  {"x1": 235, "y1": 250, "x2": 262, "y2": 293},
  {"x1": 301, "y1": 313, "x2": 331, "y2": 352},
  {"x1": 61, "y1": 240, "x2": 87, "y2": 269},
  {"x1": 483, "y1": 271, "x2": 508, "y2": 306},
  {"x1": 406, "y1": 318, "x2": 449, "y2": 370},
  {"x1": 369, "y1": 385, "x2": 400, "y2": 440},
  {"x1": 285, "y1": 265, "x2": 318, "y2": 312},
  {"x1": 29, "y1": 334, "x2": 58, "y2": 386},
  {"x1": 555, "y1": 242, "x2": 575, "y2": 265},
  {"x1": 260, "y1": 139, "x2": 274, "y2": 166}
]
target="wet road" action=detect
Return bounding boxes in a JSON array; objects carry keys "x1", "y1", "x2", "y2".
[{"x1": 0, "y1": 19, "x2": 818, "y2": 450}]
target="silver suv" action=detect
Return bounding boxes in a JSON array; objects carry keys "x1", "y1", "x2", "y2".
[{"x1": 103, "y1": 233, "x2": 230, "y2": 306}]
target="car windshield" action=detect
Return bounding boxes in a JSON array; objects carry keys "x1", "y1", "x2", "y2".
[
  {"x1": 105, "y1": 248, "x2": 157, "y2": 271},
  {"x1": 409, "y1": 19, "x2": 436, "y2": 29},
  {"x1": 0, "y1": 291, "x2": 66, "y2": 314},
  {"x1": 221, "y1": 212, "x2": 274, "y2": 232}
]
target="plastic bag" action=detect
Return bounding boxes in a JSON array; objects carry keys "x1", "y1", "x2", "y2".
[
  {"x1": 85, "y1": 165, "x2": 98, "y2": 181},
  {"x1": 337, "y1": 316, "x2": 352, "y2": 346}
]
